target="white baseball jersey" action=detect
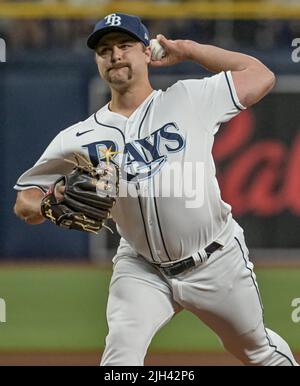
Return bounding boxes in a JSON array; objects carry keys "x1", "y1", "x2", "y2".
[{"x1": 15, "y1": 70, "x2": 245, "y2": 264}]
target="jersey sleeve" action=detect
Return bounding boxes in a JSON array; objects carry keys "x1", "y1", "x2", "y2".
[
  {"x1": 14, "y1": 130, "x2": 74, "y2": 192},
  {"x1": 178, "y1": 70, "x2": 246, "y2": 135}
]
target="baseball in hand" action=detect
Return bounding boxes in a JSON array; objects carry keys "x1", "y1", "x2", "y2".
[{"x1": 150, "y1": 39, "x2": 166, "y2": 61}]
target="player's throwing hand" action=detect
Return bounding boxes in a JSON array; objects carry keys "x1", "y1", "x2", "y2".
[{"x1": 150, "y1": 34, "x2": 192, "y2": 67}]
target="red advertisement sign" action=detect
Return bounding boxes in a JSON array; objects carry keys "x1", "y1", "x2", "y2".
[
  {"x1": 213, "y1": 94, "x2": 300, "y2": 247},
  {"x1": 214, "y1": 102, "x2": 300, "y2": 216}
]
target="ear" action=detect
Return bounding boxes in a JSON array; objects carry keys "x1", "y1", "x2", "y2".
[{"x1": 144, "y1": 45, "x2": 152, "y2": 64}]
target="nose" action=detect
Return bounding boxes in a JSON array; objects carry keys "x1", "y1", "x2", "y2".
[{"x1": 111, "y1": 45, "x2": 123, "y2": 63}]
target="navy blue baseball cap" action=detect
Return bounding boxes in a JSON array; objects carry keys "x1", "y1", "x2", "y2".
[{"x1": 87, "y1": 13, "x2": 150, "y2": 49}]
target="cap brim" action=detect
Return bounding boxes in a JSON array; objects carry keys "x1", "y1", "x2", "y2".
[{"x1": 87, "y1": 26, "x2": 144, "y2": 49}]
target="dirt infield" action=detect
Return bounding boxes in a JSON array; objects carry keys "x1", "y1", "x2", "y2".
[{"x1": 0, "y1": 352, "x2": 299, "y2": 366}]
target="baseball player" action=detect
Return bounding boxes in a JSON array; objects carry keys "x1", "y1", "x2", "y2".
[{"x1": 14, "y1": 13, "x2": 298, "y2": 366}]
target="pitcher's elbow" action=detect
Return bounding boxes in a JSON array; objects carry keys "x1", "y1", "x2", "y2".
[
  {"x1": 13, "y1": 201, "x2": 45, "y2": 225},
  {"x1": 13, "y1": 201, "x2": 24, "y2": 220},
  {"x1": 267, "y1": 70, "x2": 276, "y2": 92}
]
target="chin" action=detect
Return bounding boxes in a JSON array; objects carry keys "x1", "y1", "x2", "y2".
[
  {"x1": 109, "y1": 79, "x2": 128, "y2": 88},
  {"x1": 109, "y1": 75, "x2": 133, "y2": 87},
  {"x1": 109, "y1": 68, "x2": 132, "y2": 84}
]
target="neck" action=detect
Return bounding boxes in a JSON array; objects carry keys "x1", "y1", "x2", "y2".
[{"x1": 109, "y1": 81, "x2": 153, "y2": 117}]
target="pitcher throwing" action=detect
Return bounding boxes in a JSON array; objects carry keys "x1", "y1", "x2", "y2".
[{"x1": 14, "y1": 13, "x2": 298, "y2": 366}]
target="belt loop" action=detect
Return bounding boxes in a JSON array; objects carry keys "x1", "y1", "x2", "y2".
[
  {"x1": 192, "y1": 253, "x2": 202, "y2": 266},
  {"x1": 198, "y1": 248, "x2": 208, "y2": 263}
]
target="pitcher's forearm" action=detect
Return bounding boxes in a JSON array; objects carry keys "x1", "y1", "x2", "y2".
[{"x1": 185, "y1": 41, "x2": 267, "y2": 74}]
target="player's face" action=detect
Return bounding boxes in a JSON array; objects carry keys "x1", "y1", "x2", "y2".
[{"x1": 95, "y1": 32, "x2": 151, "y2": 89}]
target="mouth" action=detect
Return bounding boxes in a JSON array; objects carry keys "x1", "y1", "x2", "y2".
[
  {"x1": 106, "y1": 64, "x2": 132, "y2": 83},
  {"x1": 109, "y1": 64, "x2": 129, "y2": 72}
]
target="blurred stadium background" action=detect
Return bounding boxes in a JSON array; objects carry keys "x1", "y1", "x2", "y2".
[{"x1": 0, "y1": 0, "x2": 299, "y2": 365}]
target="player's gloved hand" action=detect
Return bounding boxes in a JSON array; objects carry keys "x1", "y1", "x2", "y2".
[{"x1": 40, "y1": 154, "x2": 118, "y2": 234}]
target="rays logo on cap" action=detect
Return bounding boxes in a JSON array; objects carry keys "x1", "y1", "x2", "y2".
[{"x1": 104, "y1": 14, "x2": 122, "y2": 26}]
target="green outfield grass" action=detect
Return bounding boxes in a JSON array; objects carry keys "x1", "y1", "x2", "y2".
[{"x1": 0, "y1": 266, "x2": 299, "y2": 352}]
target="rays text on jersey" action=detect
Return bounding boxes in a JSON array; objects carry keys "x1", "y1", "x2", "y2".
[
  {"x1": 122, "y1": 122, "x2": 185, "y2": 183},
  {"x1": 83, "y1": 122, "x2": 185, "y2": 183}
]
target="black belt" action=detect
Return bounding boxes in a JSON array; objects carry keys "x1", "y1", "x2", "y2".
[{"x1": 159, "y1": 242, "x2": 221, "y2": 277}]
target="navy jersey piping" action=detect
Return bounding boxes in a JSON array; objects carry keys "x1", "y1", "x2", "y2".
[
  {"x1": 94, "y1": 113, "x2": 125, "y2": 143},
  {"x1": 142, "y1": 97, "x2": 171, "y2": 261},
  {"x1": 137, "y1": 192, "x2": 155, "y2": 263},
  {"x1": 135, "y1": 97, "x2": 156, "y2": 260},
  {"x1": 95, "y1": 107, "x2": 156, "y2": 262},
  {"x1": 235, "y1": 237, "x2": 295, "y2": 366},
  {"x1": 137, "y1": 95, "x2": 172, "y2": 262},
  {"x1": 137, "y1": 95, "x2": 171, "y2": 261},
  {"x1": 234, "y1": 237, "x2": 264, "y2": 310},
  {"x1": 152, "y1": 185, "x2": 172, "y2": 261},
  {"x1": 138, "y1": 97, "x2": 154, "y2": 161},
  {"x1": 138, "y1": 97, "x2": 154, "y2": 139},
  {"x1": 224, "y1": 72, "x2": 243, "y2": 112}
]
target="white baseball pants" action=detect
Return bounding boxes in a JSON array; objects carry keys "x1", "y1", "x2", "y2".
[{"x1": 100, "y1": 228, "x2": 298, "y2": 366}]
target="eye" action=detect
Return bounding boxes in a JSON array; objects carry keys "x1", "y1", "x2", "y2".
[
  {"x1": 120, "y1": 43, "x2": 131, "y2": 49},
  {"x1": 98, "y1": 48, "x2": 110, "y2": 56}
]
